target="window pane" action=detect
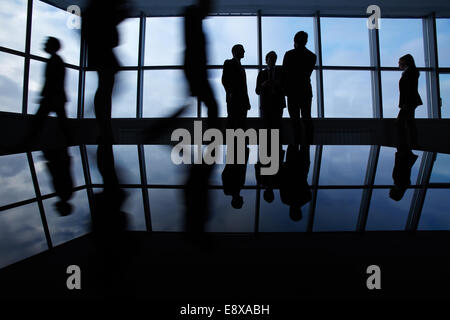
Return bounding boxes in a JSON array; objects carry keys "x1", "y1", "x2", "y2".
[
  {"x1": 379, "y1": 19, "x2": 425, "y2": 67},
  {"x1": 0, "y1": 51, "x2": 23, "y2": 113},
  {"x1": 83, "y1": 71, "x2": 97, "y2": 118},
  {"x1": 115, "y1": 18, "x2": 139, "y2": 67},
  {"x1": 440, "y1": 74, "x2": 450, "y2": 118},
  {"x1": 323, "y1": 70, "x2": 372, "y2": 117},
  {"x1": 0, "y1": 0, "x2": 27, "y2": 52},
  {"x1": 319, "y1": 146, "x2": 369, "y2": 185},
  {"x1": 31, "y1": 0, "x2": 80, "y2": 66},
  {"x1": 418, "y1": 189, "x2": 450, "y2": 230},
  {"x1": 262, "y1": 17, "x2": 315, "y2": 66},
  {"x1": 145, "y1": 17, "x2": 183, "y2": 66},
  {"x1": 0, "y1": 153, "x2": 35, "y2": 206},
  {"x1": 43, "y1": 190, "x2": 90, "y2": 246},
  {"x1": 113, "y1": 145, "x2": 140, "y2": 184},
  {"x1": 374, "y1": 147, "x2": 423, "y2": 186},
  {"x1": 143, "y1": 70, "x2": 194, "y2": 117},
  {"x1": 0, "y1": 203, "x2": 47, "y2": 269},
  {"x1": 430, "y1": 153, "x2": 450, "y2": 183},
  {"x1": 381, "y1": 71, "x2": 428, "y2": 118},
  {"x1": 366, "y1": 188, "x2": 412, "y2": 231},
  {"x1": 33, "y1": 146, "x2": 85, "y2": 196},
  {"x1": 28, "y1": 59, "x2": 79, "y2": 118},
  {"x1": 207, "y1": 68, "x2": 259, "y2": 117},
  {"x1": 148, "y1": 189, "x2": 184, "y2": 232},
  {"x1": 321, "y1": 18, "x2": 370, "y2": 66},
  {"x1": 313, "y1": 189, "x2": 361, "y2": 231},
  {"x1": 437, "y1": 19, "x2": 450, "y2": 67},
  {"x1": 204, "y1": 17, "x2": 258, "y2": 66},
  {"x1": 122, "y1": 188, "x2": 146, "y2": 231},
  {"x1": 206, "y1": 189, "x2": 255, "y2": 232},
  {"x1": 145, "y1": 145, "x2": 189, "y2": 185}
]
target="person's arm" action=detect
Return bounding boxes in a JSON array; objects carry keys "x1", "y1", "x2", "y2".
[
  {"x1": 222, "y1": 60, "x2": 231, "y2": 93},
  {"x1": 255, "y1": 70, "x2": 263, "y2": 95},
  {"x1": 281, "y1": 53, "x2": 289, "y2": 94}
]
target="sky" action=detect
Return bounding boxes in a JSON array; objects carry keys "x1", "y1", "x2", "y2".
[{"x1": 0, "y1": 0, "x2": 450, "y2": 268}]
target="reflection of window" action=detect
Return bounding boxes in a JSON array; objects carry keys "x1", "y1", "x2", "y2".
[
  {"x1": 0, "y1": 52, "x2": 23, "y2": 113},
  {"x1": 121, "y1": 188, "x2": 146, "y2": 231},
  {"x1": 323, "y1": 70, "x2": 372, "y2": 117},
  {"x1": 379, "y1": 19, "x2": 425, "y2": 67},
  {"x1": 43, "y1": 190, "x2": 90, "y2": 246},
  {"x1": 0, "y1": 0, "x2": 27, "y2": 52},
  {"x1": 144, "y1": 145, "x2": 188, "y2": 185},
  {"x1": 436, "y1": 19, "x2": 450, "y2": 67},
  {"x1": 0, "y1": 153, "x2": 35, "y2": 206},
  {"x1": 430, "y1": 154, "x2": 450, "y2": 183},
  {"x1": 113, "y1": 145, "x2": 141, "y2": 184},
  {"x1": 148, "y1": 189, "x2": 185, "y2": 232},
  {"x1": 381, "y1": 71, "x2": 428, "y2": 118},
  {"x1": 143, "y1": 70, "x2": 193, "y2": 117},
  {"x1": 419, "y1": 189, "x2": 450, "y2": 230},
  {"x1": 319, "y1": 146, "x2": 369, "y2": 185},
  {"x1": 115, "y1": 18, "x2": 140, "y2": 67},
  {"x1": 314, "y1": 189, "x2": 362, "y2": 231},
  {"x1": 440, "y1": 74, "x2": 450, "y2": 118},
  {"x1": 145, "y1": 17, "x2": 184, "y2": 66},
  {"x1": 366, "y1": 189, "x2": 411, "y2": 231},
  {"x1": 28, "y1": 60, "x2": 79, "y2": 118},
  {"x1": 321, "y1": 18, "x2": 370, "y2": 66},
  {"x1": 0, "y1": 203, "x2": 47, "y2": 269},
  {"x1": 262, "y1": 17, "x2": 315, "y2": 64},
  {"x1": 204, "y1": 17, "x2": 258, "y2": 65},
  {"x1": 31, "y1": 0, "x2": 81, "y2": 66}
]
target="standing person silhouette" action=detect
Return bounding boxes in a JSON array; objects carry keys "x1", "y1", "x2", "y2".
[
  {"x1": 184, "y1": 0, "x2": 218, "y2": 126},
  {"x1": 24, "y1": 37, "x2": 70, "y2": 146},
  {"x1": 256, "y1": 51, "x2": 285, "y2": 130},
  {"x1": 82, "y1": 0, "x2": 127, "y2": 142},
  {"x1": 222, "y1": 44, "x2": 251, "y2": 129},
  {"x1": 397, "y1": 54, "x2": 423, "y2": 149},
  {"x1": 282, "y1": 31, "x2": 316, "y2": 143}
]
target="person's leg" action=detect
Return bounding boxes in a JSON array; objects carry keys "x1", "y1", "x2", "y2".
[
  {"x1": 55, "y1": 104, "x2": 71, "y2": 144},
  {"x1": 288, "y1": 96, "x2": 301, "y2": 144},
  {"x1": 199, "y1": 82, "x2": 218, "y2": 128},
  {"x1": 300, "y1": 95, "x2": 313, "y2": 143}
]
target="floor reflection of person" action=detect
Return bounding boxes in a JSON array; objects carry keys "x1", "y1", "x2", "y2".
[
  {"x1": 279, "y1": 144, "x2": 312, "y2": 221},
  {"x1": 222, "y1": 146, "x2": 249, "y2": 209},
  {"x1": 397, "y1": 54, "x2": 423, "y2": 149},
  {"x1": 389, "y1": 147, "x2": 418, "y2": 201}
]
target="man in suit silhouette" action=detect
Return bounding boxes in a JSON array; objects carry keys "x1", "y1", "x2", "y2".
[
  {"x1": 256, "y1": 51, "x2": 286, "y2": 130},
  {"x1": 282, "y1": 31, "x2": 316, "y2": 143},
  {"x1": 184, "y1": 0, "x2": 218, "y2": 124},
  {"x1": 222, "y1": 44, "x2": 251, "y2": 128}
]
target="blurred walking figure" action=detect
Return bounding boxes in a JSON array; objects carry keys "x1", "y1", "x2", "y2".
[
  {"x1": 397, "y1": 54, "x2": 423, "y2": 149},
  {"x1": 256, "y1": 51, "x2": 285, "y2": 129},
  {"x1": 222, "y1": 44, "x2": 251, "y2": 129},
  {"x1": 82, "y1": 0, "x2": 127, "y2": 142},
  {"x1": 184, "y1": 0, "x2": 218, "y2": 125},
  {"x1": 24, "y1": 37, "x2": 69, "y2": 145},
  {"x1": 282, "y1": 31, "x2": 316, "y2": 143}
]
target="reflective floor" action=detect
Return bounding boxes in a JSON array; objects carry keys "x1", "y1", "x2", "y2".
[{"x1": 1, "y1": 144, "x2": 450, "y2": 268}]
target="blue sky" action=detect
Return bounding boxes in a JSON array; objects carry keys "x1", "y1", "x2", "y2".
[{"x1": 1, "y1": 0, "x2": 450, "y2": 268}]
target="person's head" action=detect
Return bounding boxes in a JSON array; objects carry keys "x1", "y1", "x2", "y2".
[
  {"x1": 263, "y1": 188, "x2": 274, "y2": 203},
  {"x1": 232, "y1": 44, "x2": 245, "y2": 59},
  {"x1": 231, "y1": 194, "x2": 244, "y2": 209},
  {"x1": 399, "y1": 54, "x2": 416, "y2": 70},
  {"x1": 265, "y1": 51, "x2": 277, "y2": 67},
  {"x1": 198, "y1": 0, "x2": 212, "y2": 18},
  {"x1": 294, "y1": 31, "x2": 308, "y2": 48},
  {"x1": 44, "y1": 37, "x2": 61, "y2": 54},
  {"x1": 289, "y1": 205, "x2": 303, "y2": 222}
]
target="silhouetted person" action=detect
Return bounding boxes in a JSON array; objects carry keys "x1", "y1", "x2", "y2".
[
  {"x1": 397, "y1": 54, "x2": 423, "y2": 149},
  {"x1": 184, "y1": 0, "x2": 218, "y2": 125},
  {"x1": 282, "y1": 31, "x2": 316, "y2": 143},
  {"x1": 279, "y1": 144, "x2": 312, "y2": 221},
  {"x1": 222, "y1": 146, "x2": 249, "y2": 209},
  {"x1": 24, "y1": 37, "x2": 69, "y2": 146},
  {"x1": 256, "y1": 51, "x2": 285, "y2": 129},
  {"x1": 83, "y1": 0, "x2": 127, "y2": 142},
  {"x1": 222, "y1": 44, "x2": 251, "y2": 129},
  {"x1": 42, "y1": 147, "x2": 73, "y2": 216},
  {"x1": 389, "y1": 147, "x2": 418, "y2": 201}
]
